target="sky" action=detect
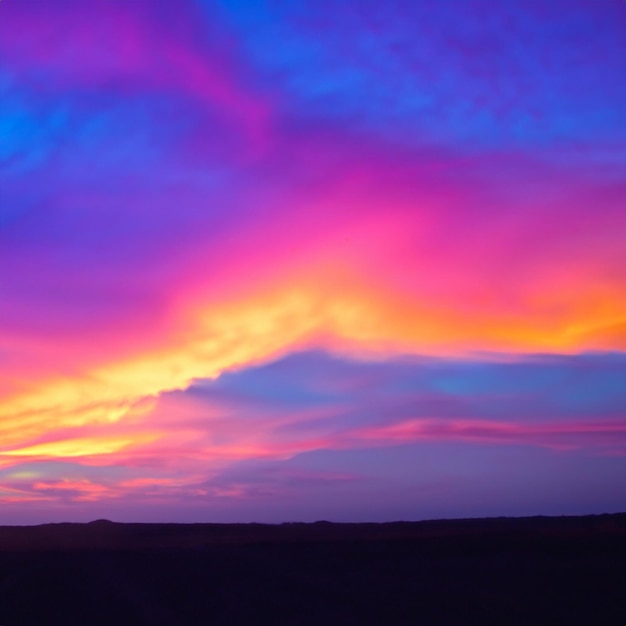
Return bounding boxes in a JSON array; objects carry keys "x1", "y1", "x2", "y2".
[{"x1": 1, "y1": 0, "x2": 625, "y2": 524}]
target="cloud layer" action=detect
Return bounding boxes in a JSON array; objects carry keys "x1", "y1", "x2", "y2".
[
  {"x1": 1, "y1": 0, "x2": 625, "y2": 522},
  {"x1": 1, "y1": 351, "x2": 625, "y2": 522}
]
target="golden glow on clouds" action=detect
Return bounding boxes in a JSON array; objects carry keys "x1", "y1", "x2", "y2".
[
  {"x1": 1, "y1": 270, "x2": 625, "y2": 462},
  {"x1": 2, "y1": 434, "x2": 158, "y2": 458}
]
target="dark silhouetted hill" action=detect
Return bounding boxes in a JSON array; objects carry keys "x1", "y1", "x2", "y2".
[{"x1": 0, "y1": 513, "x2": 624, "y2": 625}]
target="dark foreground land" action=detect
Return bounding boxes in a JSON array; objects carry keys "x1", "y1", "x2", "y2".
[{"x1": 0, "y1": 514, "x2": 624, "y2": 626}]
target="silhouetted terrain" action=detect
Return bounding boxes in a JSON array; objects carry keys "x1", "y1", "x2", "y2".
[{"x1": 0, "y1": 513, "x2": 624, "y2": 625}]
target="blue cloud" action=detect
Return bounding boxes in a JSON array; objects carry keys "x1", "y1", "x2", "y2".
[
  {"x1": 183, "y1": 350, "x2": 626, "y2": 425},
  {"x1": 212, "y1": 0, "x2": 626, "y2": 150}
]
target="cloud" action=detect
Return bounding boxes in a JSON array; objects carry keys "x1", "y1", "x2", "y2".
[
  {"x1": 1, "y1": 0, "x2": 624, "y2": 521},
  {"x1": 215, "y1": 0, "x2": 626, "y2": 149},
  {"x1": 1, "y1": 350, "x2": 624, "y2": 514}
]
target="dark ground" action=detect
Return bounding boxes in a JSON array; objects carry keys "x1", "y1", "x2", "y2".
[{"x1": 0, "y1": 513, "x2": 624, "y2": 626}]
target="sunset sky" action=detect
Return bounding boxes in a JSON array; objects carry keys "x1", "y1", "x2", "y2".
[{"x1": 1, "y1": 0, "x2": 625, "y2": 524}]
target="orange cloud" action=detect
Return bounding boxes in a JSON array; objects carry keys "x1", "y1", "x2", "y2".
[{"x1": 2, "y1": 268, "x2": 625, "y2": 460}]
